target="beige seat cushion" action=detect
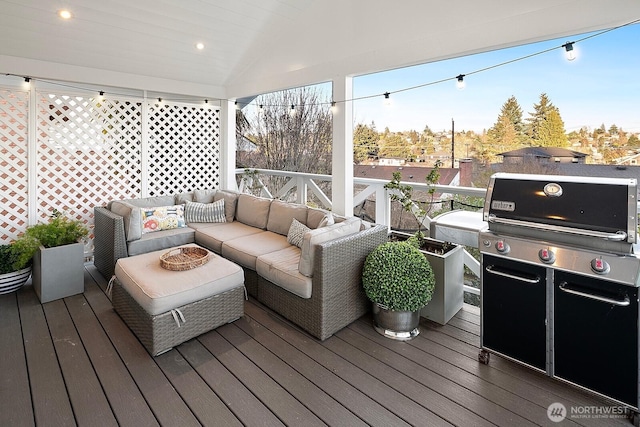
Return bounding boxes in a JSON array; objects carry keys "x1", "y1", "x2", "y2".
[
  {"x1": 257, "y1": 246, "x2": 312, "y2": 299},
  {"x1": 127, "y1": 227, "x2": 195, "y2": 256},
  {"x1": 298, "y1": 218, "x2": 362, "y2": 277},
  {"x1": 114, "y1": 244, "x2": 244, "y2": 315},
  {"x1": 221, "y1": 231, "x2": 291, "y2": 270},
  {"x1": 195, "y1": 221, "x2": 263, "y2": 253}
]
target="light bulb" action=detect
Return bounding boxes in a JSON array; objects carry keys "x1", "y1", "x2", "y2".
[
  {"x1": 383, "y1": 92, "x2": 391, "y2": 107},
  {"x1": 456, "y1": 75, "x2": 465, "y2": 90},
  {"x1": 58, "y1": 10, "x2": 72, "y2": 20},
  {"x1": 330, "y1": 101, "x2": 337, "y2": 114},
  {"x1": 563, "y1": 42, "x2": 576, "y2": 61}
]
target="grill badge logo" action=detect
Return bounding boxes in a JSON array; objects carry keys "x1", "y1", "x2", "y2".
[
  {"x1": 491, "y1": 200, "x2": 515, "y2": 212},
  {"x1": 544, "y1": 182, "x2": 563, "y2": 197}
]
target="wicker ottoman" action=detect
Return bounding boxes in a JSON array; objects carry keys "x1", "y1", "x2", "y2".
[{"x1": 111, "y1": 244, "x2": 245, "y2": 356}]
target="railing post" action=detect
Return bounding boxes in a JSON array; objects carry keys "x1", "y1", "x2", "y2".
[
  {"x1": 297, "y1": 176, "x2": 306, "y2": 204},
  {"x1": 379, "y1": 186, "x2": 391, "y2": 229}
]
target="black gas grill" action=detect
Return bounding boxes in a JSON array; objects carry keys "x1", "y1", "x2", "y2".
[{"x1": 479, "y1": 173, "x2": 640, "y2": 411}]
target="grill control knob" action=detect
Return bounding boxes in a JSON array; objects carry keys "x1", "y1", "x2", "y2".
[
  {"x1": 538, "y1": 248, "x2": 555, "y2": 264},
  {"x1": 495, "y1": 240, "x2": 509, "y2": 254},
  {"x1": 591, "y1": 257, "x2": 610, "y2": 275}
]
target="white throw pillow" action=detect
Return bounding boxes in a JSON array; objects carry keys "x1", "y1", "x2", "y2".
[{"x1": 318, "y1": 213, "x2": 334, "y2": 228}]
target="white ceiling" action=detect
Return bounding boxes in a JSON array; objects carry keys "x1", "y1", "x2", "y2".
[{"x1": 0, "y1": 0, "x2": 639, "y2": 100}]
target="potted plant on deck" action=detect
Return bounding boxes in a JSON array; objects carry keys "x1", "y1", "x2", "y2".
[
  {"x1": 362, "y1": 240, "x2": 435, "y2": 340},
  {"x1": 384, "y1": 161, "x2": 464, "y2": 325},
  {"x1": 25, "y1": 209, "x2": 89, "y2": 303},
  {"x1": 0, "y1": 235, "x2": 40, "y2": 295}
]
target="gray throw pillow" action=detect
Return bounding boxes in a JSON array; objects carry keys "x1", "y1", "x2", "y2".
[{"x1": 184, "y1": 199, "x2": 226, "y2": 223}]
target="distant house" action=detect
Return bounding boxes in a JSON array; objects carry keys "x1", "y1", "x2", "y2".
[{"x1": 499, "y1": 147, "x2": 588, "y2": 164}]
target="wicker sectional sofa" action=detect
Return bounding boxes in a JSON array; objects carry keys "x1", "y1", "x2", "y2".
[{"x1": 94, "y1": 189, "x2": 388, "y2": 340}]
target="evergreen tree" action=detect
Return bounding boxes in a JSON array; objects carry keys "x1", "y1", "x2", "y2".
[
  {"x1": 379, "y1": 132, "x2": 410, "y2": 158},
  {"x1": 526, "y1": 93, "x2": 568, "y2": 147},
  {"x1": 353, "y1": 122, "x2": 379, "y2": 163},
  {"x1": 488, "y1": 96, "x2": 526, "y2": 148}
]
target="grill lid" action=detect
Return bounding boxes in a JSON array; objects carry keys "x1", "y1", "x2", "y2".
[{"x1": 483, "y1": 173, "x2": 638, "y2": 244}]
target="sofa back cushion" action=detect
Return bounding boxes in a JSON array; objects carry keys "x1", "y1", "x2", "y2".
[
  {"x1": 298, "y1": 218, "x2": 362, "y2": 277},
  {"x1": 214, "y1": 190, "x2": 240, "y2": 222},
  {"x1": 267, "y1": 200, "x2": 309, "y2": 236},
  {"x1": 235, "y1": 194, "x2": 272, "y2": 229},
  {"x1": 193, "y1": 189, "x2": 217, "y2": 203},
  {"x1": 174, "y1": 192, "x2": 194, "y2": 205},
  {"x1": 111, "y1": 201, "x2": 142, "y2": 242}
]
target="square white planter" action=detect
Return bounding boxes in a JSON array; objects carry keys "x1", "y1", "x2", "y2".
[
  {"x1": 420, "y1": 243, "x2": 464, "y2": 325},
  {"x1": 32, "y1": 242, "x2": 85, "y2": 303}
]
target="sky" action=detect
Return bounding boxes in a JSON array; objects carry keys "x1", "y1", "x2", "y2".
[{"x1": 351, "y1": 22, "x2": 640, "y2": 134}]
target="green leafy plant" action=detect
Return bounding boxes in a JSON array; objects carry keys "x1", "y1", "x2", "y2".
[
  {"x1": 384, "y1": 160, "x2": 441, "y2": 246},
  {"x1": 362, "y1": 241, "x2": 435, "y2": 312},
  {"x1": 25, "y1": 209, "x2": 89, "y2": 248},
  {"x1": 0, "y1": 235, "x2": 40, "y2": 274}
]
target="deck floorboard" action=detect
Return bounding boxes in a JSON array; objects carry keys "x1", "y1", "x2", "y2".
[{"x1": 0, "y1": 264, "x2": 631, "y2": 426}]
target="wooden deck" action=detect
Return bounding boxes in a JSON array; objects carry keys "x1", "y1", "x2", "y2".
[{"x1": 0, "y1": 265, "x2": 632, "y2": 427}]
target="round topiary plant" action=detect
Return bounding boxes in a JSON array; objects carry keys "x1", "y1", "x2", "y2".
[{"x1": 362, "y1": 241, "x2": 435, "y2": 312}]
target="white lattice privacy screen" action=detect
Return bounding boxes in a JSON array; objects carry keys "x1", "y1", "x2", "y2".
[
  {"x1": 0, "y1": 87, "x2": 221, "y2": 252},
  {"x1": 0, "y1": 89, "x2": 29, "y2": 243},
  {"x1": 148, "y1": 103, "x2": 221, "y2": 196}
]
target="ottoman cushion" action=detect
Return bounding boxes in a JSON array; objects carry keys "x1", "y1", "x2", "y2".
[{"x1": 114, "y1": 243, "x2": 244, "y2": 315}]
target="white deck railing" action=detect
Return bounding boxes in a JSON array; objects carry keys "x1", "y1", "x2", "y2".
[{"x1": 236, "y1": 168, "x2": 488, "y2": 298}]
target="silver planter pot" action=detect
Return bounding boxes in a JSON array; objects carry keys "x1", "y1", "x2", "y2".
[{"x1": 372, "y1": 303, "x2": 421, "y2": 340}]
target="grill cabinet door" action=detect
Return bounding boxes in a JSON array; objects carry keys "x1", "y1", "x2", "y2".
[
  {"x1": 554, "y1": 271, "x2": 639, "y2": 408},
  {"x1": 481, "y1": 255, "x2": 547, "y2": 371}
]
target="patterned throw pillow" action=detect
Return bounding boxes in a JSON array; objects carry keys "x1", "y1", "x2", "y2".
[
  {"x1": 287, "y1": 218, "x2": 310, "y2": 248},
  {"x1": 184, "y1": 199, "x2": 226, "y2": 223},
  {"x1": 141, "y1": 205, "x2": 186, "y2": 234}
]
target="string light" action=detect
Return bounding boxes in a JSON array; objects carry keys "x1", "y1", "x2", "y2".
[
  {"x1": 3, "y1": 17, "x2": 637, "y2": 110},
  {"x1": 563, "y1": 41, "x2": 576, "y2": 61},
  {"x1": 456, "y1": 74, "x2": 465, "y2": 90},
  {"x1": 383, "y1": 92, "x2": 391, "y2": 106},
  {"x1": 330, "y1": 101, "x2": 337, "y2": 114},
  {"x1": 289, "y1": 104, "x2": 296, "y2": 115}
]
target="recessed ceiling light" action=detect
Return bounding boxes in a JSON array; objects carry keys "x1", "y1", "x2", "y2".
[
  {"x1": 195, "y1": 42, "x2": 205, "y2": 50},
  {"x1": 58, "y1": 9, "x2": 72, "y2": 19}
]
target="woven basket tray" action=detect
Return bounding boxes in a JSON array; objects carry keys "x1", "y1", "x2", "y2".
[{"x1": 160, "y1": 246, "x2": 210, "y2": 271}]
